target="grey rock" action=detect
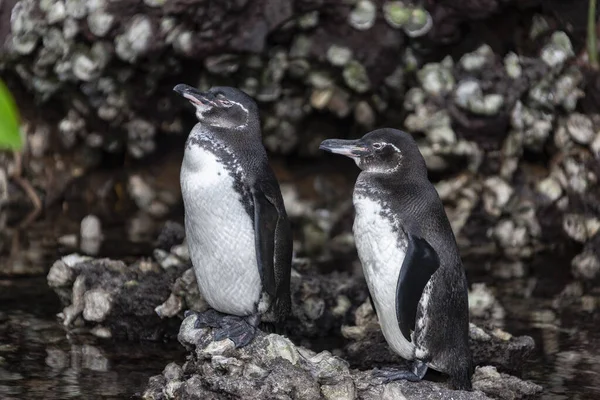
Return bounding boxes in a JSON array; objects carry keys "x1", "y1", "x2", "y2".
[
  {"x1": 343, "y1": 61, "x2": 370, "y2": 93},
  {"x1": 83, "y1": 288, "x2": 112, "y2": 322},
  {"x1": 382, "y1": 1, "x2": 411, "y2": 29},
  {"x1": 417, "y1": 59, "x2": 455, "y2": 97},
  {"x1": 473, "y1": 366, "x2": 542, "y2": 399},
  {"x1": 115, "y1": 15, "x2": 153, "y2": 63},
  {"x1": 468, "y1": 283, "x2": 506, "y2": 325},
  {"x1": 48, "y1": 256, "x2": 187, "y2": 340},
  {"x1": 402, "y1": 7, "x2": 432, "y2": 38},
  {"x1": 154, "y1": 248, "x2": 183, "y2": 269},
  {"x1": 87, "y1": 10, "x2": 115, "y2": 37},
  {"x1": 204, "y1": 54, "x2": 240, "y2": 76},
  {"x1": 460, "y1": 45, "x2": 494, "y2": 71},
  {"x1": 80, "y1": 215, "x2": 102, "y2": 240},
  {"x1": 126, "y1": 119, "x2": 156, "y2": 159},
  {"x1": 566, "y1": 113, "x2": 595, "y2": 145},
  {"x1": 146, "y1": 314, "x2": 536, "y2": 399},
  {"x1": 155, "y1": 293, "x2": 183, "y2": 318},
  {"x1": 47, "y1": 260, "x2": 75, "y2": 287},
  {"x1": 540, "y1": 31, "x2": 574, "y2": 68},
  {"x1": 65, "y1": 0, "x2": 87, "y2": 19},
  {"x1": 326, "y1": 45, "x2": 353, "y2": 67},
  {"x1": 348, "y1": 0, "x2": 376, "y2": 31},
  {"x1": 571, "y1": 251, "x2": 600, "y2": 280},
  {"x1": 144, "y1": 0, "x2": 166, "y2": 7}
]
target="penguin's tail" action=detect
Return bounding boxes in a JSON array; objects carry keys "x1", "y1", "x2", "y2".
[{"x1": 448, "y1": 361, "x2": 474, "y2": 391}]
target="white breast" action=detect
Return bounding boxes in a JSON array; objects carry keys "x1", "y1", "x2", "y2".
[
  {"x1": 353, "y1": 193, "x2": 415, "y2": 360},
  {"x1": 180, "y1": 143, "x2": 261, "y2": 317}
]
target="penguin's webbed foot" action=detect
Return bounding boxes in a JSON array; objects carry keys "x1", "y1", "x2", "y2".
[
  {"x1": 192, "y1": 309, "x2": 227, "y2": 329},
  {"x1": 372, "y1": 360, "x2": 428, "y2": 384},
  {"x1": 213, "y1": 315, "x2": 257, "y2": 348}
]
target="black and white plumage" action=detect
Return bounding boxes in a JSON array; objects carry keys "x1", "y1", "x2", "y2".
[
  {"x1": 174, "y1": 84, "x2": 292, "y2": 347},
  {"x1": 320, "y1": 128, "x2": 473, "y2": 390}
]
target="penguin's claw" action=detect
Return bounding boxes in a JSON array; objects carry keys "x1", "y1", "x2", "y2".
[
  {"x1": 372, "y1": 361, "x2": 428, "y2": 384},
  {"x1": 193, "y1": 309, "x2": 226, "y2": 329},
  {"x1": 372, "y1": 368, "x2": 422, "y2": 383},
  {"x1": 213, "y1": 317, "x2": 257, "y2": 348}
]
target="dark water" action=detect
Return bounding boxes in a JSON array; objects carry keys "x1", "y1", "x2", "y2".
[
  {"x1": 0, "y1": 278, "x2": 186, "y2": 400},
  {"x1": 1, "y1": 159, "x2": 599, "y2": 399}
]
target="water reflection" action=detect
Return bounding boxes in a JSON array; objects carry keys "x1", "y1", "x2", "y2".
[{"x1": 0, "y1": 278, "x2": 185, "y2": 400}]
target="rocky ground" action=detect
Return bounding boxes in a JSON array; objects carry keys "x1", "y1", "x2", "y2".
[
  {"x1": 2, "y1": 0, "x2": 600, "y2": 398},
  {"x1": 46, "y1": 235, "x2": 542, "y2": 399}
]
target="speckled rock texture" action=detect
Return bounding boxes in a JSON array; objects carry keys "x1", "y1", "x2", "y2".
[
  {"x1": 46, "y1": 234, "x2": 369, "y2": 342},
  {"x1": 141, "y1": 313, "x2": 541, "y2": 400}
]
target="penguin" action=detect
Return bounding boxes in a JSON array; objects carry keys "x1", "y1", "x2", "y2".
[
  {"x1": 173, "y1": 84, "x2": 292, "y2": 348},
  {"x1": 319, "y1": 128, "x2": 473, "y2": 390}
]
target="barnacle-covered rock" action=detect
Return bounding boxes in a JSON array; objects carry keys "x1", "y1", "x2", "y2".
[
  {"x1": 469, "y1": 283, "x2": 506, "y2": 327},
  {"x1": 403, "y1": 7, "x2": 433, "y2": 38},
  {"x1": 417, "y1": 58, "x2": 455, "y2": 97},
  {"x1": 348, "y1": 0, "x2": 376, "y2": 31},
  {"x1": 343, "y1": 60, "x2": 371, "y2": 93},
  {"x1": 326, "y1": 45, "x2": 353, "y2": 67},
  {"x1": 115, "y1": 15, "x2": 154, "y2": 63},
  {"x1": 459, "y1": 45, "x2": 495, "y2": 72},
  {"x1": 540, "y1": 31, "x2": 574, "y2": 69},
  {"x1": 382, "y1": 1, "x2": 411, "y2": 29}
]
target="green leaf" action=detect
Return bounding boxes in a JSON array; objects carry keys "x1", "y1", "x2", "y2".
[{"x1": 0, "y1": 78, "x2": 23, "y2": 151}]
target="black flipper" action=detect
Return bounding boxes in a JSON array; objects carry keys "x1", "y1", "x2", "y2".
[
  {"x1": 250, "y1": 177, "x2": 293, "y2": 323},
  {"x1": 251, "y1": 187, "x2": 279, "y2": 298},
  {"x1": 396, "y1": 232, "x2": 440, "y2": 341}
]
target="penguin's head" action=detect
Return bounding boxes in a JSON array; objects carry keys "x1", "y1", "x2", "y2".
[
  {"x1": 319, "y1": 128, "x2": 427, "y2": 175},
  {"x1": 173, "y1": 84, "x2": 258, "y2": 130}
]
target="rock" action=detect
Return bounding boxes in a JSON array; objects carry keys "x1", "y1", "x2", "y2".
[
  {"x1": 472, "y1": 366, "x2": 542, "y2": 399},
  {"x1": 326, "y1": 45, "x2": 353, "y2": 67},
  {"x1": 540, "y1": 31, "x2": 574, "y2": 68},
  {"x1": 468, "y1": 283, "x2": 506, "y2": 325},
  {"x1": 47, "y1": 260, "x2": 74, "y2": 288},
  {"x1": 48, "y1": 255, "x2": 187, "y2": 340},
  {"x1": 343, "y1": 61, "x2": 371, "y2": 93},
  {"x1": 115, "y1": 15, "x2": 154, "y2": 63},
  {"x1": 571, "y1": 250, "x2": 600, "y2": 280},
  {"x1": 143, "y1": 313, "x2": 539, "y2": 399},
  {"x1": 348, "y1": 0, "x2": 376, "y2": 31},
  {"x1": 155, "y1": 293, "x2": 184, "y2": 318},
  {"x1": 566, "y1": 113, "x2": 595, "y2": 145},
  {"x1": 83, "y1": 289, "x2": 112, "y2": 322},
  {"x1": 155, "y1": 221, "x2": 186, "y2": 250},
  {"x1": 80, "y1": 214, "x2": 103, "y2": 255}
]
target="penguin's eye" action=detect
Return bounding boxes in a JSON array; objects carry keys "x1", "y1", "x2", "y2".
[
  {"x1": 216, "y1": 94, "x2": 232, "y2": 107},
  {"x1": 372, "y1": 142, "x2": 384, "y2": 151}
]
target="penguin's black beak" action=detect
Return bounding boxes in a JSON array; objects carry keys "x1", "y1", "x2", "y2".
[
  {"x1": 173, "y1": 84, "x2": 216, "y2": 108},
  {"x1": 319, "y1": 139, "x2": 370, "y2": 158}
]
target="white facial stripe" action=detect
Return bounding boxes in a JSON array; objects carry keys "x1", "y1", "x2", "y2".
[
  {"x1": 358, "y1": 142, "x2": 402, "y2": 173},
  {"x1": 231, "y1": 100, "x2": 248, "y2": 114},
  {"x1": 192, "y1": 96, "x2": 251, "y2": 129}
]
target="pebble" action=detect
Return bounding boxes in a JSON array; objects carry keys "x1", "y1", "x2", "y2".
[
  {"x1": 571, "y1": 251, "x2": 600, "y2": 280},
  {"x1": 566, "y1": 113, "x2": 595, "y2": 145},
  {"x1": 83, "y1": 289, "x2": 113, "y2": 322},
  {"x1": 80, "y1": 214, "x2": 102, "y2": 240},
  {"x1": 326, "y1": 45, "x2": 352, "y2": 67},
  {"x1": 348, "y1": 0, "x2": 376, "y2": 31}
]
